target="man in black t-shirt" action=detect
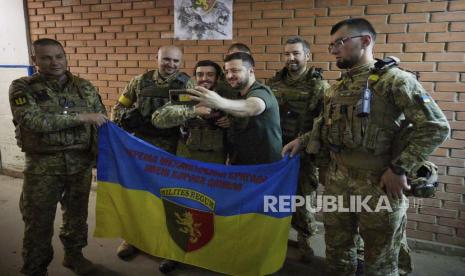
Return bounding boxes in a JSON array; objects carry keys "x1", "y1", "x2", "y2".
[{"x1": 189, "y1": 52, "x2": 282, "y2": 165}]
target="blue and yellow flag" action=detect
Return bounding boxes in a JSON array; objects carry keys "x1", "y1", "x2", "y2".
[{"x1": 95, "y1": 122, "x2": 299, "y2": 275}]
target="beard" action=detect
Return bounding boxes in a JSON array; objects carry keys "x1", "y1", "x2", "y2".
[
  {"x1": 228, "y1": 75, "x2": 249, "y2": 90},
  {"x1": 198, "y1": 80, "x2": 214, "y2": 90},
  {"x1": 336, "y1": 57, "x2": 359, "y2": 69},
  {"x1": 286, "y1": 61, "x2": 302, "y2": 72}
]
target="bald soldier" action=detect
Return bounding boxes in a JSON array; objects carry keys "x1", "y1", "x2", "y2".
[{"x1": 112, "y1": 45, "x2": 195, "y2": 259}]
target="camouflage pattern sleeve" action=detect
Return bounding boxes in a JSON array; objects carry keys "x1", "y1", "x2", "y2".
[
  {"x1": 186, "y1": 78, "x2": 196, "y2": 89},
  {"x1": 390, "y1": 71, "x2": 450, "y2": 173},
  {"x1": 265, "y1": 74, "x2": 279, "y2": 88},
  {"x1": 307, "y1": 79, "x2": 330, "y2": 124},
  {"x1": 9, "y1": 78, "x2": 82, "y2": 132},
  {"x1": 79, "y1": 79, "x2": 108, "y2": 156},
  {"x1": 317, "y1": 79, "x2": 331, "y2": 111},
  {"x1": 151, "y1": 102, "x2": 197, "y2": 128},
  {"x1": 299, "y1": 114, "x2": 331, "y2": 168},
  {"x1": 299, "y1": 78, "x2": 331, "y2": 168},
  {"x1": 112, "y1": 75, "x2": 141, "y2": 123},
  {"x1": 80, "y1": 79, "x2": 107, "y2": 115},
  {"x1": 299, "y1": 130, "x2": 312, "y2": 148}
]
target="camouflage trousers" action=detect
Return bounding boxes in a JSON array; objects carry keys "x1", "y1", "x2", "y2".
[
  {"x1": 356, "y1": 230, "x2": 413, "y2": 275},
  {"x1": 323, "y1": 162, "x2": 408, "y2": 276},
  {"x1": 20, "y1": 167, "x2": 92, "y2": 275},
  {"x1": 291, "y1": 155, "x2": 318, "y2": 259}
]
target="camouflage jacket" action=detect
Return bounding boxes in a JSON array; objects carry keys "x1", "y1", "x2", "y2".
[
  {"x1": 113, "y1": 69, "x2": 195, "y2": 147},
  {"x1": 267, "y1": 66, "x2": 330, "y2": 145},
  {"x1": 9, "y1": 71, "x2": 106, "y2": 175},
  {"x1": 301, "y1": 61, "x2": 450, "y2": 174},
  {"x1": 152, "y1": 82, "x2": 226, "y2": 155}
]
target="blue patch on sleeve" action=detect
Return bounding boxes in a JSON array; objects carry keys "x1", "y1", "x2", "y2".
[{"x1": 420, "y1": 94, "x2": 431, "y2": 103}]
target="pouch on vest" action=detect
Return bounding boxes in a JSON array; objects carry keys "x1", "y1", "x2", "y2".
[{"x1": 185, "y1": 120, "x2": 223, "y2": 152}]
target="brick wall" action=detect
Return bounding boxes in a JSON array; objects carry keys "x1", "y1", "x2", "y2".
[{"x1": 26, "y1": 0, "x2": 465, "y2": 248}]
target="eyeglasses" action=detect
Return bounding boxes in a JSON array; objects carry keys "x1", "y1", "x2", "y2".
[{"x1": 328, "y1": 35, "x2": 365, "y2": 52}]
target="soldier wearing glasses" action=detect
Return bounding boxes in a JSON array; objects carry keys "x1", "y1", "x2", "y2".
[{"x1": 283, "y1": 18, "x2": 449, "y2": 275}]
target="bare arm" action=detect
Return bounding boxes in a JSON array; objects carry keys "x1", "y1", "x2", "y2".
[{"x1": 188, "y1": 86, "x2": 265, "y2": 118}]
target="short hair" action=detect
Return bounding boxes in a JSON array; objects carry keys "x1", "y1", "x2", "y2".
[
  {"x1": 330, "y1": 18, "x2": 377, "y2": 41},
  {"x1": 193, "y1": 60, "x2": 224, "y2": 80},
  {"x1": 224, "y1": 52, "x2": 255, "y2": 68},
  {"x1": 227, "y1": 43, "x2": 251, "y2": 54},
  {"x1": 32, "y1": 38, "x2": 65, "y2": 55},
  {"x1": 285, "y1": 36, "x2": 310, "y2": 54}
]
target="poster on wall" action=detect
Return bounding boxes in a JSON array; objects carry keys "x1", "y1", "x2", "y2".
[{"x1": 174, "y1": 0, "x2": 233, "y2": 40}]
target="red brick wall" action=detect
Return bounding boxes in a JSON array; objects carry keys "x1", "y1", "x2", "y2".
[{"x1": 26, "y1": 0, "x2": 465, "y2": 247}]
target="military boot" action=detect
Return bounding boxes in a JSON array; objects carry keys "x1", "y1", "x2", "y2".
[
  {"x1": 297, "y1": 233, "x2": 314, "y2": 263},
  {"x1": 159, "y1": 259, "x2": 179, "y2": 274},
  {"x1": 355, "y1": 259, "x2": 364, "y2": 276},
  {"x1": 62, "y1": 252, "x2": 95, "y2": 275},
  {"x1": 116, "y1": 240, "x2": 138, "y2": 260},
  {"x1": 300, "y1": 247, "x2": 315, "y2": 263}
]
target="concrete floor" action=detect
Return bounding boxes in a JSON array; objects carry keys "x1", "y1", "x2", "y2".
[{"x1": 0, "y1": 174, "x2": 464, "y2": 276}]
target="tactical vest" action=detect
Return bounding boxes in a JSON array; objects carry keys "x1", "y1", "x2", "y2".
[
  {"x1": 321, "y1": 65, "x2": 405, "y2": 171},
  {"x1": 135, "y1": 70, "x2": 190, "y2": 137},
  {"x1": 184, "y1": 117, "x2": 224, "y2": 152},
  {"x1": 18, "y1": 76, "x2": 94, "y2": 153},
  {"x1": 270, "y1": 67, "x2": 324, "y2": 144}
]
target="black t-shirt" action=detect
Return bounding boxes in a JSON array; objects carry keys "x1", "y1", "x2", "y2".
[{"x1": 232, "y1": 81, "x2": 282, "y2": 165}]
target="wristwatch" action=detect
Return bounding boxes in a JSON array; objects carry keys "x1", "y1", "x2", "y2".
[{"x1": 389, "y1": 163, "x2": 406, "y2": 175}]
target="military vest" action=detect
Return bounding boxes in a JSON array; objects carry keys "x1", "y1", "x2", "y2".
[
  {"x1": 184, "y1": 116, "x2": 224, "y2": 152},
  {"x1": 269, "y1": 67, "x2": 324, "y2": 144},
  {"x1": 135, "y1": 70, "x2": 190, "y2": 137},
  {"x1": 18, "y1": 75, "x2": 94, "y2": 153},
  {"x1": 321, "y1": 64, "x2": 407, "y2": 171},
  {"x1": 137, "y1": 70, "x2": 190, "y2": 117}
]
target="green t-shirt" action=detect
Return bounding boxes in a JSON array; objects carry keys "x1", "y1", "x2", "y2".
[{"x1": 232, "y1": 81, "x2": 282, "y2": 165}]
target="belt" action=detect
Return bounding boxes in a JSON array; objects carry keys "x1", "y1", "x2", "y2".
[
  {"x1": 330, "y1": 150, "x2": 390, "y2": 171},
  {"x1": 331, "y1": 161, "x2": 384, "y2": 180}
]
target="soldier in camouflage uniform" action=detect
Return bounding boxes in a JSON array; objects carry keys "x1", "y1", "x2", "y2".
[
  {"x1": 267, "y1": 36, "x2": 329, "y2": 262},
  {"x1": 9, "y1": 38, "x2": 108, "y2": 276},
  {"x1": 152, "y1": 60, "x2": 229, "y2": 273},
  {"x1": 283, "y1": 19, "x2": 449, "y2": 275},
  {"x1": 112, "y1": 45, "x2": 195, "y2": 259},
  {"x1": 153, "y1": 60, "x2": 229, "y2": 163}
]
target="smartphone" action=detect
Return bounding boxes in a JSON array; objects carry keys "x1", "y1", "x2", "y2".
[{"x1": 169, "y1": 89, "x2": 198, "y2": 106}]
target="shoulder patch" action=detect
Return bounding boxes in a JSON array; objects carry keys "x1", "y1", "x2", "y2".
[
  {"x1": 416, "y1": 94, "x2": 432, "y2": 104},
  {"x1": 13, "y1": 95, "x2": 28, "y2": 106}
]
